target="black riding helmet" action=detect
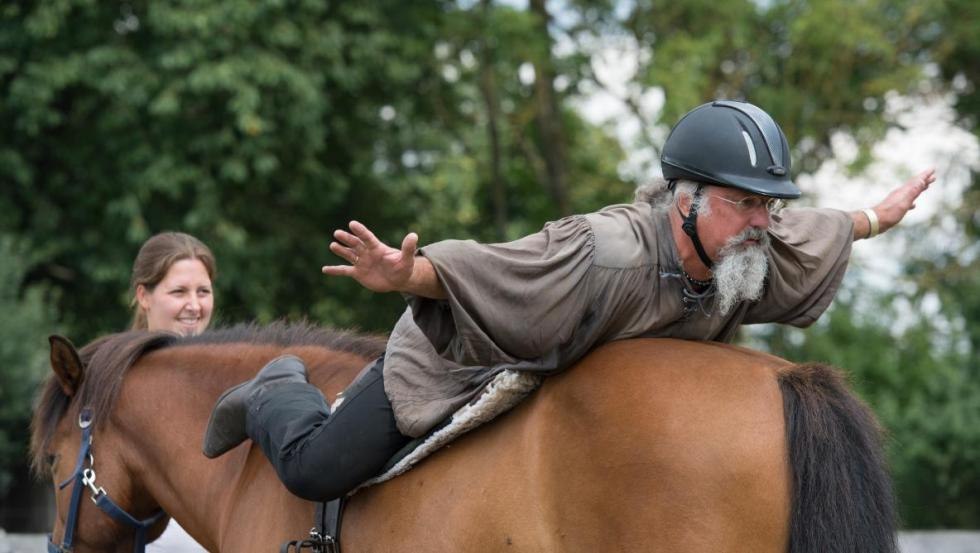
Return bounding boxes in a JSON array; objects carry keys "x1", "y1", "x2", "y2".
[
  {"x1": 661, "y1": 100, "x2": 800, "y2": 271},
  {"x1": 662, "y1": 100, "x2": 801, "y2": 199}
]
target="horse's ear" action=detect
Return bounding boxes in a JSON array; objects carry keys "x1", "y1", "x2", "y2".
[{"x1": 49, "y1": 335, "x2": 84, "y2": 397}]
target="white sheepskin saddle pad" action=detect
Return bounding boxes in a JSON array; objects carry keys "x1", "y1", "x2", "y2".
[{"x1": 350, "y1": 369, "x2": 543, "y2": 494}]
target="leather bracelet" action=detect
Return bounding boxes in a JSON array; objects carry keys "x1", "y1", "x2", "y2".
[{"x1": 862, "y1": 208, "x2": 880, "y2": 238}]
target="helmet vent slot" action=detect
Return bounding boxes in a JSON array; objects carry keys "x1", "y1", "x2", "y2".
[
  {"x1": 713, "y1": 100, "x2": 782, "y2": 165},
  {"x1": 741, "y1": 130, "x2": 757, "y2": 167}
]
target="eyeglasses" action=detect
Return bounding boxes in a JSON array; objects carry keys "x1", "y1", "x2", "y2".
[{"x1": 710, "y1": 194, "x2": 785, "y2": 214}]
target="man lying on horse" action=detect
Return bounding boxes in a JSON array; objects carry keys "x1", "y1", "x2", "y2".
[{"x1": 203, "y1": 100, "x2": 935, "y2": 502}]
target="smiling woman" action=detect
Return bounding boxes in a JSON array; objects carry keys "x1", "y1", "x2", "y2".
[
  {"x1": 129, "y1": 232, "x2": 216, "y2": 552},
  {"x1": 130, "y1": 232, "x2": 216, "y2": 337}
]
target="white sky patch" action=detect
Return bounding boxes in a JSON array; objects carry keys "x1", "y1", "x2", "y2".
[
  {"x1": 567, "y1": 33, "x2": 665, "y2": 181},
  {"x1": 802, "y1": 93, "x2": 977, "y2": 223},
  {"x1": 459, "y1": 49, "x2": 477, "y2": 70},
  {"x1": 801, "y1": 92, "x2": 979, "y2": 307},
  {"x1": 518, "y1": 62, "x2": 536, "y2": 86},
  {"x1": 442, "y1": 64, "x2": 460, "y2": 83}
]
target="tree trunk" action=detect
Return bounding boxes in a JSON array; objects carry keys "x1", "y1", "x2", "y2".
[
  {"x1": 529, "y1": 0, "x2": 571, "y2": 216},
  {"x1": 479, "y1": 0, "x2": 507, "y2": 241}
]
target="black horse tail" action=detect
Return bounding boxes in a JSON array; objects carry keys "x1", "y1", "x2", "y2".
[{"x1": 779, "y1": 363, "x2": 897, "y2": 553}]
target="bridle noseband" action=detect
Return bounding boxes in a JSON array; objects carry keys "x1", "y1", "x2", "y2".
[{"x1": 48, "y1": 408, "x2": 167, "y2": 553}]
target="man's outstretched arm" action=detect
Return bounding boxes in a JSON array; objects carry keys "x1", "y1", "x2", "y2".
[
  {"x1": 322, "y1": 220, "x2": 448, "y2": 299},
  {"x1": 850, "y1": 168, "x2": 936, "y2": 240}
]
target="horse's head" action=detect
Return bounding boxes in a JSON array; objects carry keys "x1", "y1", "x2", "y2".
[
  {"x1": 31, "y1": 322, "x2": 387, "y2": 552},
  {"x1": 32, "y1": 333, "x2": 173, "y2": 553}
]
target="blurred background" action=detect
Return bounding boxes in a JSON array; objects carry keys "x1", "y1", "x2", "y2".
[{"x1": 1, "y1": 0, "x2": 977, "y2": 534}]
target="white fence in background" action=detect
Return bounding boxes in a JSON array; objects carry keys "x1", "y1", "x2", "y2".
[{"x1": 899, "y1": 531, "x2": 980, "y2": 553}]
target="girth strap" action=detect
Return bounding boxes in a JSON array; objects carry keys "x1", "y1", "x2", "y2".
[
  {"x1": 280, "y1": 498, "x2": 344, "y2": 553},
  {"x1": 321, "y1": 498, "x2": 344, "y2": 544}
]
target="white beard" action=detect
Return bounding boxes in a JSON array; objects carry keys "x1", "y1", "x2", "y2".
[{"x1": 713, "y1": 227, "x2": 770, "y2": 316}]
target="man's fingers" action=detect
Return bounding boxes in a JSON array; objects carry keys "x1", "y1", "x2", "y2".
[
  {"x1": 334, "y1": 229, "x2": 365, "y2": 250},
  {"x1": 401, "y1": 233, "x2": 418, "y2": 257},
  {"x1": 349, "y1": 220, "x2": 382, "y2": 248},
  {"x1": 897, "y1": 169, "x2": 936, "y2": 204},
  {"x1": 329, "y1": 241, "x2": 358, "y2": 263},
  {"x1": 914, "y1": 168, "x2": 936, "y2": 188},
  {"x1": 322, "y1": 265, "x2": 355, "y2": 277}
]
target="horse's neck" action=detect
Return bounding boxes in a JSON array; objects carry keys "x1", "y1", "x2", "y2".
[
  {"x1": 118, "y1": 345, "x2": 366, "y2": 551},
  {"x1": 112, "y1": 349, "x2": 232, "y2": 549}
]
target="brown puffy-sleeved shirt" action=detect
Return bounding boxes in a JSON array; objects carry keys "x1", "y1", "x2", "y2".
[{"x1": 383, "y1": 202, "x2": 853, "y2": 437}]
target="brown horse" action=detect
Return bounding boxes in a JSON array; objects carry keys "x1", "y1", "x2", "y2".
[{"x1": 31, "y1": 323, "x2": 896, "y2": 552}]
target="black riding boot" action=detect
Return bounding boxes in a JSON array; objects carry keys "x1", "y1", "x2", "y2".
[
  {"x1": 244, "y1": 357, "x2": 412, "y2": 502},
  {"x1": 202, "y1": 354, "x2": 308, "y2": 458}
]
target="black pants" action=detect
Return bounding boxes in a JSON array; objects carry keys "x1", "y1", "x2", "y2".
[{"x1": 245, "y1": 357, "x2": 411, "y2": 501}]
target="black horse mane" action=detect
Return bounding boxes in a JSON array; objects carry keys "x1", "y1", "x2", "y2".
[{"x1": 30, "y1": 321, "x2": 386, "y2": 476}]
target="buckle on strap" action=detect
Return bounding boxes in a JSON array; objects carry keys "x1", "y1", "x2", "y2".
[
  {"x1": 281, "y1": 498, "x2": 344, "y2": 553},
  {"x1": 280, "y1": 534, "x2": 338, "y2": 553},
  {"x1": 51, "y1": 408, "x2": 166, "y2": 553}
]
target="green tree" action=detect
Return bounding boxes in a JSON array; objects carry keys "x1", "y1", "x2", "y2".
[
  {"x1": 398, "y1": 2, "x2": 631, "y2": 245},
  {"x1": 0, "y1": 1, "x2": 459, "y2": 339},
  {"x1": 0, "y1": 235, "x2": 57, "y2": 495},
  {"x1": 0, "y1": 1, "x2": 630, "y2": 344},
  {"x1": 566, "y1": 0, "x2": 941, "y2": 173},
  {"x1": 899, "y1": 0, "x2": 980, "y2": 527}
]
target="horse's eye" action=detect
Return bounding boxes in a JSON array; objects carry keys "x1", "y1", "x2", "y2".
[{"x1": 45, "y1": 453, "x2": 57, "y2": 471}]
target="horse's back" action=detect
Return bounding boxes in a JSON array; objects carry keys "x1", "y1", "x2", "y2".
[{"x1": 344, "y1": 339, "x2": 792, "y2": 552}]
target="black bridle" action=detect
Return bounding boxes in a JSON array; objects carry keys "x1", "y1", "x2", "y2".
[{"x1": 48, "y1": 408, "x2": 167, "y2": 553}]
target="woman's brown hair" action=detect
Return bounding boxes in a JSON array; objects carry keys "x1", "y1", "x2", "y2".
[{"x1": 129, "y1": 232, "x2": 216, "y2": 330}]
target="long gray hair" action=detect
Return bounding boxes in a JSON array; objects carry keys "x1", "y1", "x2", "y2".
[{"x1": 634, "y1": 177, "x2": 711, "y2": 215}]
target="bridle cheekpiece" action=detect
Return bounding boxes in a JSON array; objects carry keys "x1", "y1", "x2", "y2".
[{"x1": 48, "y1": 408, "x2": 166, "y2": 553}]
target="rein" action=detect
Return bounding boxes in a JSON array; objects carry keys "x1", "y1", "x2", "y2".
[{"x1": 48, "y1": 408, "x2": 167, "y2": 553}]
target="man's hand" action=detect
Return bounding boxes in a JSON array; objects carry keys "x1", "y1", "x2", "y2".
[
  {"x1": 854, "y1": 168, "x2": 936, "y2": 239},
  {"x1": 322, "y1": 221, "x2": 447, "y2": 298}
]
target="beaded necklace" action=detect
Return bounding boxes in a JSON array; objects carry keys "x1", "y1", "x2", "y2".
[{"x1": 683, "y1": 270, "x2": 713, "y2": 288}]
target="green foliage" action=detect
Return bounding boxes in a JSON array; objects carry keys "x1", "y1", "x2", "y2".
[
  {"x1": 903, "y1": 0, "x2": 980, "y2": 529},
  {"x1": 0, "y1": 1, "x2": 629, "y2": 343},
  {"x1": 1, "y1": 1, "x2": 451, "y2": 337},
  {"x1": 931, "y1": 0, "x2": 980, "y2": 122},
  {"x1": 585, "y1": 0, "x2": 940, "y2": 174},
  {"x1": 894, "y1": 186, "x2": 980, "y2": 526},
  {"x1": 0, "y1": 236, "x2": 57, "y2": 495}
]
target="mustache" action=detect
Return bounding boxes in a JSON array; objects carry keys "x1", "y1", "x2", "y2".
[{"x1": 724, "y1": 227, "x2": 769, "y2": 249}]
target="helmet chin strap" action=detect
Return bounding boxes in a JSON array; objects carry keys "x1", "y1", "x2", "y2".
[{"x1": 673, "y1": 182, "x2": 715, "y2": 270}]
